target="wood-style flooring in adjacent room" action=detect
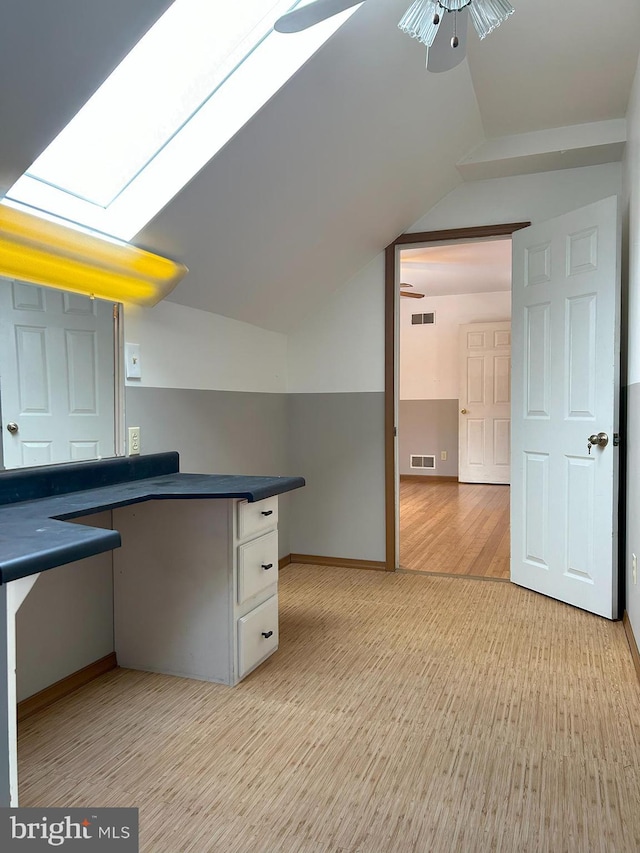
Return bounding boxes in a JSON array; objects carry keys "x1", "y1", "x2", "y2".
[
  {"x1": 400, "y1": 478, "x2": 510, "y2": 579},
  {"x1": 19, "y1": 563, "x2": 640, "y2": 853}
]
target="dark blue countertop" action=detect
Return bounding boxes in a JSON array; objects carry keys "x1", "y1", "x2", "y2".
[{"x1": 0, "y1": 453, "x2": 304, "y2": 584}]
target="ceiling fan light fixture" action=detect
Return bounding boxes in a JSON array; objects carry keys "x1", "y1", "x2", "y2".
[
  {"x1": 398, "y1": 0, "x2": 441, "y2": 47},
  {"x1": 398, "y1": 0, "x2": 514, "y2": 49},
  {"x1": 468, "y1": 0, "x2": 514, "y2": 39}
]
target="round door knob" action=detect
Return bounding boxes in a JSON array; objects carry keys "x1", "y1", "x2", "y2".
[
  {"x1": 588, "y1": 432, "x2": 609, "y2": 448},
  {"x1": 460, "y1": 409, "x2": 468, "y2": 415},
  {"x1": 6, "y1": 422, "x2": 18, "y2": 435}
]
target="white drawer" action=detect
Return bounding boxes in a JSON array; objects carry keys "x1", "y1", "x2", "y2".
[
  {"x1": 237, "y1": 496, "x2": 278, "y2": 541},
  {"x1": 237, "y1": 594, "x2": 278, "y2": 679},
  {"x1": 238, "y1": 530, "x2": 278, "y2": 604}
]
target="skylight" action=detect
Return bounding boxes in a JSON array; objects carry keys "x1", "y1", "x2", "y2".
[{"x1": 4, "y1": 0, "x2": 361, "y2": 241}]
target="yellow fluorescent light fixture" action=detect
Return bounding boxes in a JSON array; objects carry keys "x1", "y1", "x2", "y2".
[{"x1": 0, "y1": 206, "x2": 187, "y2": 306}]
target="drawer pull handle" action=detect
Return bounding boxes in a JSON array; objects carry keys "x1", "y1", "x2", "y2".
[
  {"x1": 262, "y1": 563, "x2": 274, "y2": 570},
  {"x1": 262, "y1": 630, "x2": 274, "y2": 639},
  {"x1": 261, "y1": 510, "x2": 274, "y2": 517}
]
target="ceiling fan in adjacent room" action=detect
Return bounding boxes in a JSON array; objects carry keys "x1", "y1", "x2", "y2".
[
  {"x1": 400, "y1": 283, "x2": 425, "y2": 298},
  {"x1": 274, "y1": 0, "x2": 515, "y2": 73}
]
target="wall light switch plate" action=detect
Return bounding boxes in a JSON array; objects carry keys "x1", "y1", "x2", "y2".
[
  {"x1": 128, "y1": 426, "x2": 141, "y2": 456},
  {"x1": 440, "y1": 451, "x2": 448, "y2": 461},
  {"x1": 125, "y1": 343, "x2": 142, "y2": 380}
]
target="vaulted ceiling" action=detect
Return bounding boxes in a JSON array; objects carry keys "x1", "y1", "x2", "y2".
[{"x1": 2, "y1": 0, "x2": 639, "y2": 331}]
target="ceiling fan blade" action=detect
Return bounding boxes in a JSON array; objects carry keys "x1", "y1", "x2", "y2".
[
  {"x1": 274, "y1": 0, "x2": 364, "y2": 34},
  {"x1": 401, "y1": 291, "x2": 425, "y2": 299},
  {"x1": 427, "y1": 8, "x2": 468, "y2": 73}
]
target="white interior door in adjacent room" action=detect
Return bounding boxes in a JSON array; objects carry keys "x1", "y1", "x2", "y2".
[
  {"x1": 511, "y1": 196, "x2": 620, "y2": 619},
  {"x1": 458, "y1": 321, "x2": 511, "y2": 485},
  {"x1": 0, "y1": 280, "x2": 115, "y2": 469}
]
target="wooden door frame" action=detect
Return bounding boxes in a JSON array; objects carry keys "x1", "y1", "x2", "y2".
[{"x1": 384, "y1": 222, "x2": 531, "y2": 571}]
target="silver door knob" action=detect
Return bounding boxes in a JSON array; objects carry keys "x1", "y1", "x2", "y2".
[
  {"x1": 588, "y1": 432, "x2": 608, "y2": 447},
  {"x1": 587, "y1": 432, "x2": 608, "y2": 454},
  {"x1": 6, "y1": 422, "x2": 18, "y2": 435}
]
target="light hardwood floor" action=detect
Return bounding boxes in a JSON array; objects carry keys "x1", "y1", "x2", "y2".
[
  {"x1": 18, "y1": 564, "x2": 640, "y2": 852},
  {"x1": 400, "y1": 477, "x2": 510, "y2": 579}
]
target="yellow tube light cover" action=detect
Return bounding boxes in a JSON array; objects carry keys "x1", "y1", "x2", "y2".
[{"x1": 0, "y1": 205, "x2": 188, "y2": 306}]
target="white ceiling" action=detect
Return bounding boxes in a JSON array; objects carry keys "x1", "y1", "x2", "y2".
[
  {"x1": 467, "y1": 0, "x2": 640, "y2": 138},
  {"x1": 1, "y1": 0, "x2": 639, "y2": 331},
  {"x1": 401, "y1": 238, "x2": 512, "y2": 297}
]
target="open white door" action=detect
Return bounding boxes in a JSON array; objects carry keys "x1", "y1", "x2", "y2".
[
  {"x1": 0, "y1": 280, "x2": 115, "y2": 469},
  {"x1": 511, "y1": 196, "x2": 620, "y2": 619}
]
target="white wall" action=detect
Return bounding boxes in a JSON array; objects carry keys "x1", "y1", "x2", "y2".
[
  {"x1": 400, "y1": 291, "x2": 511, "y2": 400},
  {"x1": 124, "y1": 300, "x2": 287, "y2": 393},
  {"x1": 287, "y1": 255, "x2": 385, "y2": 393},
  {"x1": 624, "y1": 54, "x2": 640, "y2": 645}
]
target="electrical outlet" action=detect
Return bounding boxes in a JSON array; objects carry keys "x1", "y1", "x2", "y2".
[
  {"x1": 128, "y1": 426, "x2": 141, "y2": 456},
  {"x1": 440, "y1": 451, "x2": 447, "y2": 461},
  {"x1": 633, "y1": 554, "x2": 637, "y2": 586}
]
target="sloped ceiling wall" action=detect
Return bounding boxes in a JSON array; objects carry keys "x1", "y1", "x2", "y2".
[{"x1": 137, "y1": 0, "x2": 483, "y2": 331}]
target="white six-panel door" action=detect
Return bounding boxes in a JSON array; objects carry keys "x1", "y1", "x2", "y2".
[
  {"x1": 458, "y1": 321, "x2": 511, "y2": 484},
  {"x1": 0, "y1": 280, "x2": 115, "y2": 468},
  {"x1": 511, "y1": 197, "x2": 620, "y2": 619}
]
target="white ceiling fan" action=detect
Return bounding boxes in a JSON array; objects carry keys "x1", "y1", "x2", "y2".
[{"x1": 274, "y1": 0, "x2": 515, "y2": 73}]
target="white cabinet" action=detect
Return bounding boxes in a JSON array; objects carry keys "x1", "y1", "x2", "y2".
[{"x1": 113, "y1": 496, "x2": 279, "y2": 686}]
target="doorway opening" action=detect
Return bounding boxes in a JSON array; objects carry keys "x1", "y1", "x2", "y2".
[
  {"x1": 383, "y1": 222, "x2": 531, "y2": 573},
  {"x1": 397, "y1": 238, "x2": 512, "y2": 579}
]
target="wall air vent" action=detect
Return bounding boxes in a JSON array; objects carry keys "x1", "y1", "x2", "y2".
[
  {"x1": 410, "y1": 455, "x2": 436, "y2": 469},
  {"x1": 411, "y1": 312, "x2": 436, "y2": 325}
]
